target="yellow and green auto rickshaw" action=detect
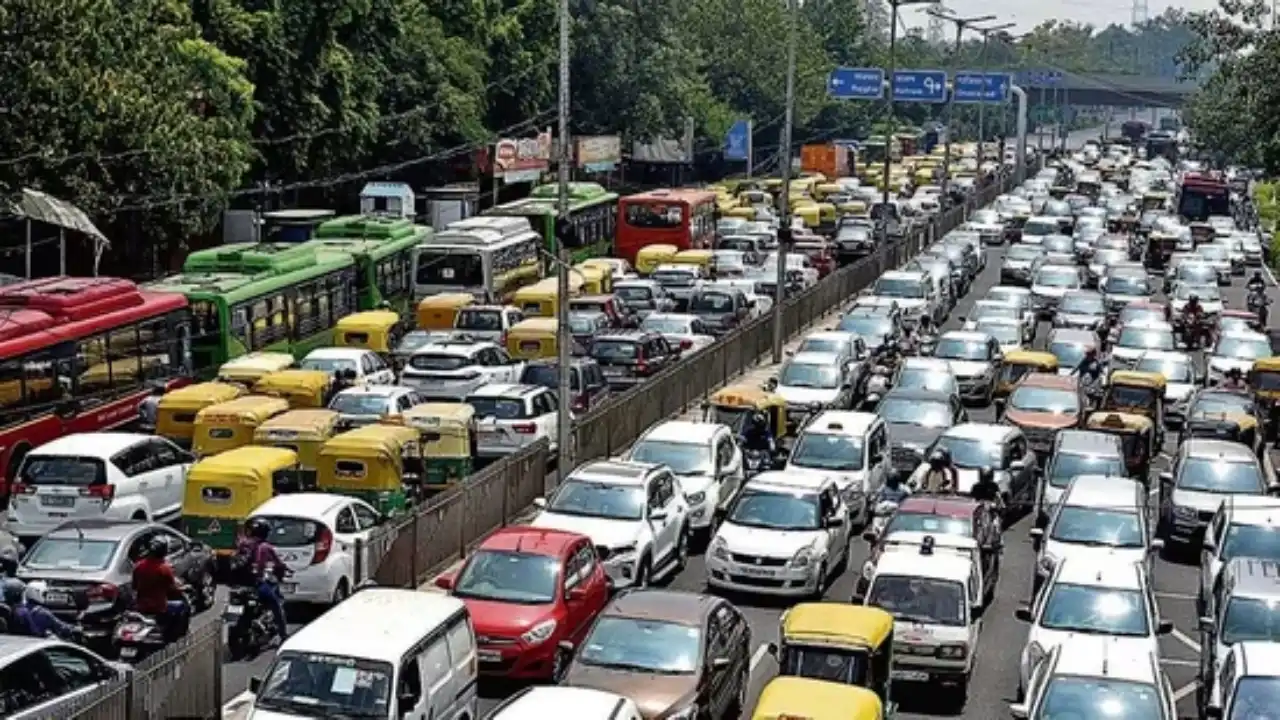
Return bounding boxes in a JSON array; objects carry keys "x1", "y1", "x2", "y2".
[
  {"x1": 813, "y1": 183, "x2": 843, "y2": 201},
  {"x1": 506, "y1": 318, "x2": 561, "y2": 361},
  {"x1": 1085, "y1": 411, "x2": 1156, "y2": 481},
  {"x1": 751, "y1": 677, "x2": 885, "y2": 720},
  {"x1": 192, "y1": 395, "x2": 291, "y2": 458},
  {"x1": 571, "y1": 264, "x2": 613, "y2": 295},
  {"x1": 635, "y1": 244, "x2": 680, "y2": 275},
  {"x1": 703, "y1": 385, "x2": 789, "y2": 439},
  {"x1": 215, "y1": 351, "x2": 296, "y2": 386},
  {"x1": 816, "y1": 202, "x2": 838, "y2": 234},
  {"x1": 252, "y1": 369, "x2": 333, "y2": 410},
  {"x1": 156, "y1": 382, "x2": 247, "y2": 447},
  {"x1": 333, "y1": 310, "x2": 406, "y2": 355},
  {"x1": 1100, "y1": 370, "x2": 1167, "y2": 447},
  {"x1": 182, "y1": 446, "x2": 298, "y2": 556},
  {"x1": 994, "y1": 351, "x2": 1059, "y2": 398},
  {"x1": 1250, "y1": 357, "x2": 1280, "y2": 442},
  {"x1": 391, "y1": 403, "x2": 477, "y2": 493},
  {"x1": 416, "y1": 293, "x2": 474, "y2": 331},
  {"x1": 723, "y1": 206, "x2": 757, "y2": 222},
  {"x1": 512, "y1": 276, "x2": 584, "y2": 318},
  {"x1": 669, "y1": 249, "x2": 714, "y2": 272},
  {"x1": 793, "y1": 205, "x2": 822, "y2": 232},
  {"x1": 316, "y1": 424, "x2": 422, "y2": 514},
  {"x1": 253, "y1": 409, "x2": 342, "y2": 491},
  {"x1": 769, "y1": 603, "x2": 896, "y2": 710}
]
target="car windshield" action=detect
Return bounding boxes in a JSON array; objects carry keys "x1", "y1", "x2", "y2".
[
  {"x1": 1024, "y1": 220, "x2": 1058, "y2": 235},
  {"x1": 1044, "y1": 237, "x2": 1074, "y2": 253},
  {"x1": 577, "y1": 617, "x2": 701, "y2": 674},
  {"x1": 867, "y1": 575, "x2": 966, "y2": 626},
  {"x1": 629, "y1": 440, "x2": 713, "y2": 476},
  {"x1": 934, "y1": 339, "x2": 991, "y2": 361},
  {"x1": 396, "y1": 332, "x2": 444, "y2": 355},
  {"x1": 986, "y1": 290, "x2": 1029, "y2": 308},
  {"x1": 546, "y1": 480, "x2": 645, "y2": 521},
  {"x1": 467, "y1": 397, "x2": 528, "y2": 420},
  {"x1": 873, "y1": 277, "x2": 926, "y2": 299},
  {"x1": 1231, "y1": 677, "x2": 1280, "y2": 717},
  {"x1": 455, "y1": 309, "x2": 504, "y2": 332},
  {"x1": 836, "y1": 315, "x2": 892, "y2": 340},
  {"x1": 1035, "y1": 268, "x2": 1080, "y2": 287},
  {"x1": 934, "y1": 436, "x2": 1002, "y2": 468},
  {"x1": 727, "y1": 488, "x2": 821, "y2": 531},
  {"x1": 798, "y1": 338, "x2": 848, "y2": 355},
  {"x1": 1049, "y1": 507, "x2": 1144, "y2": 548},
  {"x1": 1008, "y1": 246, "x2": 1044, "y2": 261},
  {"x1": 328, "y1": 393, "x2": 391, "y2": 416},
  {"x1": 977, "y1": 323, "x2": 1021, "y2": 345},
  {"x1": 896, "y1": 368, "x2": 957, "y2": 395},
  {"x1": 521, "y1": 364, "x2": 581, "y2": 391},
  {"x1": 300, "y1": 357, "x2": 357, "y2": 374},
  {"x1": 614, "y1": 285, "x2": 654, "y2": 304},
  {"x1": 1039, "y1": 584, "x2": 1150, "y2": 636},
  {"x1": 18, "y1": 456, "x2": 106, "y2": 486},
  {"x1": 1134, "y1": 356, "x2": 1193, "y2": 383},
  {"x1": 591, "y1": 340, "x2": 640, "y2": 362},
  {"x1": 1119, "y1": 308, "x2": 1165, "y2": 326},
  {"x1": 1191, "y1": 394, "x2": 1254, "y2": 418},
  {"x1": 878, "y1": 397, "x2": 953, "y2": 428},
  {"x1": 21, "y1": 539, "x2": 118, "y2": 571},
  {"x1": 690, "y1": 293, "x2": 735, "y2": 313},
  {"x1": 1049, "y1": 453, "x2": 1126, "y2": 488},
  {"x1": 1118, "y1": 328, "x2": 1175, "y2": 350},
  {"x1": 1009, "y1": 387, "x2": 1080, "y2": 415},
  {"x1": 567, "y1": 315, "x2": 601, "y2": 334},
  {"x1": 256, "y1": 652, "x2": 392, "y2": 718},
  {"x1": 1198, "y1": 245, "x2": 1229, "y2": 260},
  {"x1": 1177, "y1": 458, "x2": 1264, "y2": 494},
  {"x1": 1174, "y1": 283, "x2": 1220, "y2": 301},
  {"x1": 641, "y1": 317, "x2": 693, "y2": 334},
  {"x1": 1103, "y1": 276, "x2": 1150, "y2": 295},
  {"x1": 973, "y1": 304, "x2": 1020, "y2": 322},
  {"x1": 1216, "y1": 336, "x2": 1272, "y2": 360},
  {"x1": 1222, "y1": 597, "x2": 1280, "y2": 645},
  {"x1": 779, "y1": 362, "x2": 840, "y2": 389},
  {"x1": 790, "y1": 433, "x2": 865, "y2": 471},
  {"x1": 884, "y1": 512, "x2": 972, "y2": 538},
  {"x1": 1037, "y1": 677, "x2": 1167, "y2": 720},
  {"x1": 1059, "y1": 295, "x2": 1105, "y2": 314},
  {"x1": 1093, "y1": 250, "x2": 1127, "y2": 266},
  {"x1": 452, "y1": 550, "x2": 559, "y2": 604},
  {"x1": 1221, "y1": 523, "x2": 1280, "y2": 563}
]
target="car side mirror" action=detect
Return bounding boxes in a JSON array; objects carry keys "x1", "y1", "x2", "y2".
[
  {"x1": 712, "y1": 657, "x2": 731, "y2": 670},
  {"x1": 1009, "y1": 703, "x2": 1030, "y2": 719},
  {"x1": 568, "y1": 586, "x2": 588, "y2": 601},
  {"x1": 533, "y1": 497, "x2": 547, "y2": 508},
  {"x1": 1200, "y1": 539, "x2": 1214, "y2": 553},
  {"x1": 993, "y1": 398, "x2": 1006, "y2": 416},
  {"x1": 1014, "y1": 605, "x2": 1033, "y2": 622},
  {"x1": 1199, "y1": 616, "x2": 1216, "y2": 632},
  {"x1": 862, "y1": 530, "x2": 877, "y2": 543},
  {"x1": 558, "y1": 640, "x2": 575, "y2": 653},
  {"x1": 434, "y1": 572, "x2": 456, "y2": 591},
  {"x1": 1158, "y1": 619, "x2": 1173, "y2": 635},
  {"x1": 1150, "y1": 539, "x2": 1165, "y2": 553},
  {"x1": 650, "y1": 510, "x2": 669, "y2": 522},
  {"x1": 1159, "y1": 472, "x2": 1174, "y2": 485},
  {"x1": 249, "y1": 676, "x2": 263, "y2": 695},
  {"x1": 826, "y1": 515, "x2": 845, "y2": 528},
  {"x1": 1205, "y1": 706, "x2": 1223, "y2": 718},
  {"x1": 1028, "y1": 528, "x2": 1044, "y2": 540},
  {"x1": 1010, "y1": 459, "x2": 1027, "y2": 471}
]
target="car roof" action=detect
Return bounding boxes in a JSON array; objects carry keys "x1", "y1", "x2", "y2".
[
  {"x1": 1052, "y1": 558, "x2": 1143, "y2": 589},
  {"x1": 468, "y1": 383, "x2": 542, "y2": 399},
  {"x1": 1050, "y1": 637, "x2": 1161, "y2": 684},
  {"x1": 281, "y1": 588, "x2": 467, "y2": 661},
  {"x1": 336, "y1": 384, "x2": 415, "y2": 399},
  {"x1": 1237, "y1": 641, "x2": 1280, "y2": 677},
  {"x1": 881, "y1": 270, "x2": 925, "y2": 280},
  {"x1": 640, "y1": 421, "x2": 725, "y2": 445},
  {"x1": 0, "y1": 636, "x2": 77, "y2": 666},
  {"x1": 881, "y1": 388, "x2": 954, "y2": 404},
  {"x1": 1222, "y1": 496, "x2": 1280, "y2": 526},
  {"x1": 897, "y1": 495, "x2": 980, "y2": 519},
  {"x1": 32, "y1": 432, "x2": 150, "y2": 458},
  {"x1": 1018, "y1": 373, "x2": 1077, "y2": 390},
  {"x1": 39, "y1": 518, "x2": 159, "y2": 542},
  {"x1": 803, "y1": 331, "x2": 855, "y2": 343},
  {"x1": 416, "y1": 341, "x2": 489, "y2": 356},
  {"x1": 1136, "y1": 350, "x2": 1191, "y2": 364},
  {"x1": 1119, "y1": 321, "x2": 1174, "y2": 333},
  {"x1": 944, "y1": 422, "x2": 1014, "y2": 443},
  {"x1": 1062, "y1": 476, "x2": 1144, "y2": 510},
  {"x1": 249, "y1": 492, "x2": 351, "y2": 520},
  {"x1": 804, "y1": 411, "x2": 878, "y2": 436},
  {"x1": 568, "y1": 460, "x2": 659, "y2": 486},
  {"x1": 1227, "y1": 558, "x2": 1280, "y2": 599},
  {"x1": 875, "y1": 546, "x2": 972, "y2": 582},
  {"x1": 939, "y1": 330, "x2": 991, "y2": 342},
  {"x1": 749, "y1": 471, "x2": 831, "y2": 494},
  {"x1": 305, "y1": 347, "x2": 370, "y2": 360},
  {"x1": 480, "y1": 526, "x2": 585, "y2": 557},
  {"x1": 788, "y1": 351, "x2": 842, "y2": 365},
  {"x1": 490, "y1": 687, "x2": 632, "y2": 719},
  {"x1": 1184, "y1": 439, "x2": 1259, "y2": 462},
  {"x1": 604, "y1": 588, "x2": 719, "y2": 625},
  {"x1": 901, "y1": 357, "x2": 954, "y2": 373}
]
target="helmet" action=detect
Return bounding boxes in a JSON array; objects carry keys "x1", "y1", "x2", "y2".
[
  {"x1": 749, "y1": 411, "x2": 768, "y2": 431},
  {"x1": 1254, "y1": 270, "x2": 1264, "y2": 279},
  {"x1": 24, "y1": 580, "x2": 48, "y2": 606},
  {"x1": 978, "y1": 465, "x2": 995, "y2": 485},
  {"x1": 248, "y1": 518, "x2": 271, "y2": 541},
  {"x1": 919, "y1": 315, "x2": 933, "y2": 329},
  {"x1": 1, "y1": 578, "x2": 25, "y2": 605},
  {"x1": 147, "y1": 537, "x2": 168, "y2": 560},
  {"x1": 0, "y1": 545, "x2": 19, "y2": 575},
  {"x1": 928, "y1": 447, "x2": 951, "y2": 468}
]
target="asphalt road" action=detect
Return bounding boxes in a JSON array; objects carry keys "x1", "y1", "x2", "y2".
[{"x1": 217, "y1": 122, "x2": 1261, "y2": 717}]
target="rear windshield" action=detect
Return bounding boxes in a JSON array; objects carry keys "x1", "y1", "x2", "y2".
[
  {"x1": 408, "y1": 354, "x2": 469, "y2": 371},
  {"x1": 591, "y1": 340, "x2": 640, "y2": 362},
  {"x1": 20, "y1": 456, "x2": 107, "y2": 486},
  {"x1": 455, "y1": 309, "x2": 504, "y2": 332},
  {"x1": 520, "y1": 365, "x2": 581, "y2": 391},
  {"x1": 22, "y1": 539, "x2": 118, "y2": 571},
  {"x1": 250, "y1": 515, "x2": 322, "y2": 547},
  {"x1": 467, "y1": 397, "x2": 529, "y2": 420}
]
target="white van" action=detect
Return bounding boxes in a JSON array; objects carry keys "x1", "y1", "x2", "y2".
[
  {"x1": 246, "y1": 588, "x2": 477, "y2": 720},
  {"x1": 486, "y1": 686, "x2": 643, "y2": 720}
]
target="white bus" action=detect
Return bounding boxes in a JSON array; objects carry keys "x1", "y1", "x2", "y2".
[{"x1": 412, "y1": 216, "x2": 543, "y2": 302}]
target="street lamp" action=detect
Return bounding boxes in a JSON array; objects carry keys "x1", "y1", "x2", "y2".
[
  {"x1": 926, "y1": 9, "x2": 994, "y2": 201},
  {"x1": 771, "y1": 0, "x2": 798, "y2": 364},
  {"x1": 881, "y1": 0, "x2": 935, "y2": 246},
  {"x1": 555, "y1": 0, "x2": 573, "y2": 478},
  {"x1": 974, "y1": 22, "x2": 1015, "y2": 169}
]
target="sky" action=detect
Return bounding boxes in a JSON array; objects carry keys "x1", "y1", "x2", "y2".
[{"x1": 902, "y1": 0, "x2": 1222, "y2": 34}]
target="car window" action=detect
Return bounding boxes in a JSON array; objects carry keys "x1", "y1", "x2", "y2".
[
  {"x1": 42, "y1": 646, "x2": 108, "y2": 692},
  {"x1": 352, "y1": 503, "x2": 381, "y2": 530},
  {"x1": 0, "y1": 653, "x2": 62, "y2": 715},
  {"x1": 157, "y1": 530, "x2": 186, "y2": 555},
  {"x1": 335, "y1": 508, "x2": 357, "y2": 534},
  {"x1": 361, "y1": 354, "x2": 376, "y2": 374}
]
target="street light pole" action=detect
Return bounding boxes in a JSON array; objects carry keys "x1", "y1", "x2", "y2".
[
  {"x1": 927, "y1": 10, "x2": 994, "y2": 201},
  {"x1": 974, "y1": 23, "x2": 1014, "y2": 169},
  {"x1": 771, "y1": 0, "x2": 798, "y2": 364},
  {"x1": 555, "y1": 0, "x2": 573, "y2": 478}
]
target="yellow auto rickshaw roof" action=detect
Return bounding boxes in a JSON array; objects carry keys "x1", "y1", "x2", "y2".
[
  {"x1": 417, "y1": 293, "x2": 474, "y2": 309},
  {"x1": 1086, "y1": 411, "x2": 1154, "y2": 431},
  {"x1": 1004, "y1": 350, "x2": 1059, "y2": 368},
  {"x1": 189, "y1": 446, "x2": 299, "y2": 482},
  {"x1": 322, "y1": 424, "x2": 420, "y2": 458},
  {"x1": 571, "y1": 264, "x2": 607, "y2": 280},
  {"x1": 256, "y1": 409, "x2": 341, "y2": 434},
  {"x1": 782, "y1": 604, "x2": 894, "y2": 647},
  {"x1": 673, "y1": 249, "x2": 713, "y2": 261},
  {"x1": 815, "y1": 183, "x2": 842, "y2": 193},
  {"x1": 710, "y1": 385, "x2": 785, "y2": 407},
  {"x1": 254, "y1": 369, "x2": 332, "y2": 394},
  {"x1": 637, "y1": 244, "x2": 679, "y2": 256},
  {"x1": 395, "y1": 402, "x2": 476, "y2": 427},
  {"x1": 336, "y1": 310, "x2": 401, "y2": 332},
  {"x1": 196, "y1": 395, "x2": 291, "y2": 421},
  {"x1": 160, "y1": 382, "x2": 245, "y2": 408},
  {"x1": 510, "y1": 317, "x2": 559, "y2": 333},
  {"x1": 216, "y1": 352, "x2": 296, "y2": 380},
  {"x1": 752, "y1": 677, "x2": 882, "y2": 720},
  {"x1": 1109, "y1": 370, "x2": 1167, "y2": 391},
  {"x1": 1252, "y1": 357, "x2": 1280, "y2": 372},
  {"x1": 520, "y1": 275, "x2": 585, "y2": 296}
]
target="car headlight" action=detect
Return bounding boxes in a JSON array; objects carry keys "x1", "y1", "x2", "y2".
[
  {"x1": 686, "y1": 490, "x2": 706, "y2": 504},
  {"x1": 790, "y1": 547, "x2": 816, "y2": 568},
  {"x1": 936, "y1": 644, "x2": 968, "y2": 660},
  {"x1": 842, "y1": 485, "x2": 862, "y2": 505},
  {"x1": 710, "y1": 537, "x2": 730, "y2": 561},
  {"x1": 666, "y1": 706, "x2": 699, "y2": 720},
  {"x1": 521, "y1": 619, "x2": 558, "y2": 645},
  {"x1": 862, "y1": 560, "x2": 875, "y2": 579}
]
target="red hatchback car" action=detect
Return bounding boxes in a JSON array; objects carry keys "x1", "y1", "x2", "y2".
[{"x1": 436, "y1": 526, "x2": 610, "y2": 681}]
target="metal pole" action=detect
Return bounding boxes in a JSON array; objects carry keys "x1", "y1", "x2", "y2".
[
  {"x1": 24, "y1": 219, "x2": 31, "y2": 279},
  {"x1": 59, "y1": 229, "x2": 65, "y2": 275},
  {"x1": 880, "y1": 0, "x2": 899, "y2": 247},
  {"x1": 555, "y1": 0, "x2": 573, "y2": 478},
  {"x1": 1011, "y1": 86, "x2": 1028, "y2": 184},
  {"x1": 1061, "y1": 88, "x2": 1070, "y2": 151},
  {"x1": 942, "y1": 24, "x2": 962, "y2": 199},
  {"x1": 977, "y1": 32, "x2": 988, "y2": 168},
  {"x1": 746, "y1": 120, "x2": 754, "y2": 178},
  {"x1": 771, "y1": 0, "x2": 797, "y2": 364}
]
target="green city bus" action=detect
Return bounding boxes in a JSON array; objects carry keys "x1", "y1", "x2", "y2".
[
  {"x1": 147, "y1": 242, "x2": 359, "y2": 373},
  {"x1": 309, "y1": 215, "x2": 427, "y2": 313},
  {"x1": 485, "y1": 182, "x2": 619, "y2": 261}
]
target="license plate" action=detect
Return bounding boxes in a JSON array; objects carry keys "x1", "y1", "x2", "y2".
[
  {"x1": 281, "y1": 583, "x2": 297, "y2": 593},
  {"x1": 736, "y1": 566, "x2": 777, "y2": 578},
  {"x1": 603, "y1": 367, "x2": 625, "y2": 376},
  {"x1": 478, "y1": 650, "x2": 502, "y2": 663},
  {"x1": 45, "y1": 591, "x2": 71, "y2": 606},
  {"x1": 891, "y1": 669, "x2": 929, "y2": 681},
  {"x1": 224, "y1": 605, "x2": 244, "y2": 617},
  {"x1": 40, "y1": 495, "x2": 75, "y2": 507},
  {"x1": 119, "y1": 647, "x2": 138, "y2": 659}
]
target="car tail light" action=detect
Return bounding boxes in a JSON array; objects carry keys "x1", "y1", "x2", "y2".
[
  {"x1": 10, "y1": 483, "x2": 33, "y2": 495},
  {"x1": 513, "y1": 423, "x2": 537, "y2": 434},
  {"x1": 680, "y1": 339, "x2": 692, "y2": 350},
  {"x1": 80, "y1": 484, "x2": 115, "y2": 501},
  {"x1": 635, "y1": 359, "x2": 649, "y2": 375},
  {"x1": 571, "y1": 398, "x2": 586, "y2": 412},
  {"x1": 312, "y1": 526, "x2": 334, "y2": 565},
  {"x1": 88, "y1": 583, "x2": 119, "y2": 603}
]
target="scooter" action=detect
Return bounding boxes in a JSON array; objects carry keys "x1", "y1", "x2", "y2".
[
  {"x1": 1248, "y1": 288, "x2": 1270, "y2": 327},
  {"x1": 224, "y1": 584, "x2": 281, "y2": 660},
  {"x1": 113, "y1": 585, "x2": 195, "y2": 663}
]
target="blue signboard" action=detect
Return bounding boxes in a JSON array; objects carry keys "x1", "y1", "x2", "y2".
[
  {"x1": 1018, "y1": 69, "x2": 1063, "y2": 86},
  {"x1": 828, "y1": 67, "x2": 885, "y2": 100},
  {"x1": 724, "y1": 120, "x2": 750, "y2": 161},
  {"x1": 892, "y1": 70, "x2": 947, "y2": 103},
  {"x1": 953, "y1": 72, "x2": 1011, "y2": 103}
]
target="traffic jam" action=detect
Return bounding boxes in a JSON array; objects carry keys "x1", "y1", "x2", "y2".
[{"x1": 2, "y1": 125, "x2": 1279, "y2": 720}]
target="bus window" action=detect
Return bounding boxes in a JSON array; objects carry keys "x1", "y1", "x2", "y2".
[{"x1": 626, "y1": 203, "x2": 683, "y2": 229}]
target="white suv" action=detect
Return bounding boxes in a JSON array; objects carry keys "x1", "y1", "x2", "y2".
[
  {"x1": 623, "y1": 421, "x2": 743, "y2": 537},
  {"x1": 466, "y1": 383, "x2": 562, "y2": 457},
  {"x1": 400, "y1": 338, "x2": 524, "y2": 400},
  {"x1": 1012, "y1": 637, "x2": 1175, "y2": 718},
  {"x1": 530, "y1": 460, "x2": 689, "y2": 588},
  {"x1": 8, "y1": 433, "x2": 190, "y2": 542},
  {"x1": 785, "y1": 410, "x2": 889, "y2": 524},
  {"x1": 1205, "y1": 641, "x2": 1280, "y2": 719},
  {"x1": 299, "y1": 347, "x2": 395, "y2": 386}
]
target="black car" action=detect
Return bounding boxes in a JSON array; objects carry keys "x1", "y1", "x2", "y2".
[
  {"x1": 588, "y1": 331, "x2": 681, "y2": 390},
  {"x1": 875, "y1": 388, "x2": 967, "y2": 479},
  {"x1": 833, "y1": 221, "x2": 876, "y2": 265},
  {"x1": 17, "y1": 519, "x2": 216, "y2": 654},
  {"x1": 518, "y1": 358, "x2": 612, "y2": 413}
]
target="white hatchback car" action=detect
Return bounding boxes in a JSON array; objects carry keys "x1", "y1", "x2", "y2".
[
  {"x1": 328, "y1": 385, "x2": 424, "y2": 429},
  {"x1": 8, "y1": 433, "x2": 190, "y2": 542},
  {"x1": 624, "y1": 421, "x2": 743, "y2": 536},
  {"x1": 466, "y1": 383, "x2": 562, "y2": 457},
  {"x1": 1011, "y1": 637, "x2": 1175, "y2": 719},
  {"x1": 299, "y1": 347, "x2": 395, "y2": 386},
  {"x1": 245, "y1": 492, "x2": 389, "y2": 605}
]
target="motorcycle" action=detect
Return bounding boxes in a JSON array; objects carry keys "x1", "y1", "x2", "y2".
[
  {"x1": 917, "y1": 333, "x2": 938, "y2": 357},
  {"x1": 113, "y1": 585, "x2": 195, "y2": 663},
  {"x1": 742, "y1": 448, "x2": 771, "y2": 478},
  {"x1": 1248, "y1": 288, "x2": 1270, "y2": 326},
  {"x1": 1177, "y1": 312, "x2": 1210, "y2": 350},
  {"x1": 867, "y1": 497, "x2": 902, "y2": 539},
  {"x1": 862, "y1": 365, "x2": 893, "y2": 407},
  {"x1": 223, "y1": 585, "x2": 278, "y2": 660}
]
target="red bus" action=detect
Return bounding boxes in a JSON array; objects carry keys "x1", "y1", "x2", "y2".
[
  {"x1": 0, "y1": 277, "x2": 192, "y2": 499},
  {"x1": 1177, "y1": 171, "x2": 1231, "y2": 222},
  {"x1": 616, "y1": 189, "x2": 718, "y2": 264}
]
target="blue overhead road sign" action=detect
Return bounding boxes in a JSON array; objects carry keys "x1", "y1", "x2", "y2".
[
  {"x1": 953, "y1": 72, "x2": 1011, "y2": 103},
  {"x1": 724, "y1": 120, "x2": 750, "y2": 161},
  {"x1": 828, "y1": 67, "x2": 885, "y2": 100},
  {"x1": 892, "y1": 70, "x2": 947, "y2": 103}
]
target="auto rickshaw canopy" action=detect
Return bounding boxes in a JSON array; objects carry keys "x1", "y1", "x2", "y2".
[
  {"x1": 216, "y1": 352, "x2": 296, "y2": 385},
  {"x1": 159, "y1": 381, "x2": 246, "y2": 413},
  {"x1": 1004, "y1": 350, "x2": 1059, "y2": 370},
  {"x1": 252, "y1": 369, "x2": 333, "y2": 409},
  {"x1": 255, "y1": 409, "x2": 341, "y2": 445},
  {"x1": 196, "y1": 394, "x2": 291, "y2": 425},
  {"x1": 1107, "y1": 370, "x2": 1167, "y2": 393},
  {"x1": 570, "y1": 264, "x2": 612, "y2": 294},
  {"x1": 781, "y1": 604, "x2": 894, "y2": 649},
  {"x1": 670, "y1": 249, "x2": 714, "y2": 269},
  {"x1": 506, "y1": 317, "x2": 562, "y2": 360},
  {"x1": 416, "y1": 293, "x2": 474, "y2": 330},
  {"x1": 395, "y1": 402, "x2": 476, "y2": 435},
  {"x1": 334, "y1": 310, "x2": 403, "y2": 353},
  {"x1": 1085, "y1": 411, "x2": 1154, "y2": 433},
  {"x1": 183, "y1": 446, "x2": 297, "y2": 515},
  {"x1": 705, "y1": 384, "x2": 788, "y2": 437},
  {"x1": 751, "y1": 677, "x2": 883, "y2": 720},
  {"x1": 1250, "y1": 357, "x2": 1280, "y2": 399}
]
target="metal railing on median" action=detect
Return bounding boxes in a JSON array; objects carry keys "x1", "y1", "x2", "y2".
[{"x1": 66, "y1": 620, "x2": 223, "y2": 720}]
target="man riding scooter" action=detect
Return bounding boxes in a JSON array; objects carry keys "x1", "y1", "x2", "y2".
[
  {"x1": 14, "y1": 580, "x2": 80, "y2": 640},
  {"x1": 739, "y1": 411, "x2": 776, "y2": 475},
  {"x1": 1220, "y1": 366, "x2": 1250, "y2": 392},
  {"x1": 236, "y1": 519, "x2": 291, "y2": 643},
  {"x1": 132, "y1": 538, "x2": 191, "y2": 641},
  {"x1": 920, "y1": 448, "x2": 959, "y2": 494},
  {"x1": 1181, "y1": 293, "x2": 1208, "y2": 349}
]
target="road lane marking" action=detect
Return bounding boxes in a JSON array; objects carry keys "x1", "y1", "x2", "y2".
[
  {"x1": 1171, "y1": 627, "x2": 1202, "y2": 653},
  {"x1": 1159, "y1": 658, "x2": 1199, "y2": 668},
  {"x1": 1263, "y1": 259, "x2": 1278, "y2": 287},
  {"x1": 1155, "y1": 591, "x2": 1198, "y2": 602},
  {"x1": 749, "y1": 642, "x2": 772, "y2": 674},
  {"x1": 1173, "y1": 681, "x2": 1199, "y2": 703}
]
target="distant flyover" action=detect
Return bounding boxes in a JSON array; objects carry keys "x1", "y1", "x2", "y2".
[{"x1": 1012, "y1": 71, "x2": 1200, "y2": 107}]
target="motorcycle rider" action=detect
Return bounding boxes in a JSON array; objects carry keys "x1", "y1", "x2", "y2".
[
  {"x1": 879, "y1": 473, "x2": 911, "y2": 505},
  {"x1": 0, "y1": 578, "x2": 24, "y2": 634},
  {"x1": 1220, "y1": 367, "x2": 1250, "y2": 391},
  {"x1": 1072, "y1": 346, "x2": 1105, "y2": 397},
  {"x1": 1248, "y1": 270, "x2": 1267, "y2": 294},
  {"x1": 740, "y1": 411, "x2": 777, "y2": 459},
  {"x1": 132, "y1": 537, "x2": 191, "y2": 641},
  {"x1": 15, "y1": 581, "x2": 78, "y2": 639},
  {"x1": 969, "y1": 466, "x2": 1000, "y2": 503},
  {"x1": 1182, "y1": 293, "x2": 1206, "y2": 346},
  {"x1": 0, "y1": 545, "x2": 18, "y2": 577},
  {"x1": 920, "y1": 448, "x2": 959, "y2": 494},
  {"x1": 237, "y1": 519, "x2": 290, "y2": 642}
]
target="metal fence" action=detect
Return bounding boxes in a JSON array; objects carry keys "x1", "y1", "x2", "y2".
[{"x1": 66, "y1": 620, "x2": 223, "y2": 720}]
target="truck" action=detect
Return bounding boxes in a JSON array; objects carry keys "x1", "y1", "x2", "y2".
[{"x1": 800, "y1": 143, "x2": 850, "y2": 179}]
